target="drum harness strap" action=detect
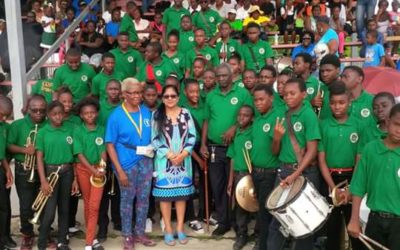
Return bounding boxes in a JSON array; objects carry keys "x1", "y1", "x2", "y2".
[
  {"x1": 248, "y1": 46, "x2": 260, "y2": 72},
  {"x1": 285, "y1": 112, "x2": 303, "y2": 166}
]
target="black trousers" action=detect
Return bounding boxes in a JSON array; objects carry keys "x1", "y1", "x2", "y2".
[
  {"x1": 37, "y1": 165, "x2": 73, "y2": 249},
  {"x1": 0, "y1": 166, "x2": 10, "y2": 248},
  {"x1": 14, "y1": 161, "x2": 40, "y2": 236},
  {"x1": 208, "y1": 145, "x2": 230, "y2": 228},
  {"x1": 251, "y1": 168, "x2": 276, "y2": 250},
  {"x1": 365, "y1": 212, "x2": 400, "y2": 250}
]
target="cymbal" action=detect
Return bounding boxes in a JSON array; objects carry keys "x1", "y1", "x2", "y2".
[{"x1": 235, "y1": 175, "x2": 259, "y2": 212}]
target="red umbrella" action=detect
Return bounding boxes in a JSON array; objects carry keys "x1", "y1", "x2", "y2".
[{"x1": 362, "y1": 66, "x2": 400, "y2": 97}]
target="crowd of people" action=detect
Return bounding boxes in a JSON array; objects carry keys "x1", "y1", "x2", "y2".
[{"x1": 0, "y1": 0, "x2": 399, "y2": 250}]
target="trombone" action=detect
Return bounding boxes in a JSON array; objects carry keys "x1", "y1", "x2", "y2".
[
  {"x1": 30, "y1": 166, "x2": 61, "y2": 225},
  {"x1": 24, "y1": 124, "x2": 38, "y2": 183}
]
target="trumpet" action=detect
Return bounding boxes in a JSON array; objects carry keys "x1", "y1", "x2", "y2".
[
  {"x1": 30, "y1": 166, "x2": 61, "y2": 225},
  {"x1": 90, "y1": 159, "x2": 107, "y2": 188},
  {"x1": 24, "y1": 124, "x2": 38, "y2": 183},
  {"x1": 108, "y1": 172, "x2": 116, "y2": 196},
  {"x1": 331, "y1": 180, "x2": 350, "y2": 207}
]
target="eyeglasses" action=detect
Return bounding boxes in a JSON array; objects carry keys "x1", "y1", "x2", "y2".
[
  {"x1": 125, "y1": 91, "x2": 142, "y2": 96},
  {"x1": 30, "y1": 108, "x2": 46, "y2": 114},
  {"x1": 303, "y1": 37, "x2": 311, "y2": 40},
  {"x1": 163, "y1": 94, "x2": 178, "y2": 100}
]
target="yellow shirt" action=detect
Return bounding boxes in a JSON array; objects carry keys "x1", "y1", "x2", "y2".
[{"x1": 243, "y1": 16, "x2": 271, "y2": 26}]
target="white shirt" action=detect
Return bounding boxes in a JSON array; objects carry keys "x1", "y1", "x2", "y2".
[
  {"x1": 102, "y1": 10, "x2": 126, "y2": 24},
  {"x1": 134, "y1": 18, "x2": 150, "y2": 40},
  {"x1": 211, "y1": 3, "x2": 231, "y2": 18},
  {"x1": 236, "y1": 5, "x2": 253, "y2": 20}
]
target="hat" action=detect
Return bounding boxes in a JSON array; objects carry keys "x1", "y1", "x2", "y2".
[
  {"x1": 228, "y1": 9, "x2": 237, "y2": 15},
  {"x1": 248, "y1": 5, "x2": 264, "y2": 15},
  {"x1": 79, "y1": 0, "x2": 87, "y2": 7}
]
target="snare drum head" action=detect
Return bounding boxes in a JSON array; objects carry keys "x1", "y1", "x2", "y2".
[{"x1": 266, "y1": 176, "x2": 305, "y2": 211}]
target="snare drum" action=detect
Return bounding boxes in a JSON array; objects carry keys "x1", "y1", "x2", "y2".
[{"x1": 266, "y1": 176, "x2": 331, "y2": 238}]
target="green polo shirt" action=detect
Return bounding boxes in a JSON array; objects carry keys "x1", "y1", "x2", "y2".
[
  {"x1": 272, "y1": 91, "x2": 287, "y2": 114},
  {"x1": 304, "y1": 75, "x2": 321, "y2": 102},
  {"x1": 192, "y1": 9, "x2": 223, "y2": 38},
  {"x1": 242, "y1": 39, "x2": 274, "y2": 72},
  {"x1": 162, "y1": 6, "x2": 190, "y2": 35},
  {"x1": 162, "y1": 52, "x2": 186, "y2": 77},
  {"x1": 52, "y1": 63, "x2": 96, "y2": 103},
  {"x1": 73, "y1": 124, "x2": 105, "y2": 165},
  {"x1": 35, "y1": 123, "x2": 74, "y2": 165},
  {"x1": 185, "y1": 45, "x2": 219, "y2": 71},
  {"x1": 137, "y1": 59, "x2": 179, "y2": 86},
  {"x1": 110, "y1": 47, "x2": 143, "y2": 79},
  {"x1": 98, "y1": 99, "x2": 120, "y2": 127},
  {"x1": 350, "y1": 139, "x2": 400, "y2": 216},
  {"x1": 119, "y1": 14, "x2": 138, "y2": 42},
  {"x1": 318, "y1": 83, "x2": 331, "y2": 120},
  {"x1": 178, "y1": 29, "x2": 195, "y2": 54},
  {"x1": 181, "y1": 101, "x2": 206, "y2": 143},
  {"x1": 7, "y1": 116, "x2": 47, "y2": 162},
  {"x1": 251, "y1": 109, "x2": 283, "y2": 168},
  {"x1": 233, "y1": 77, "x2": 244, "y2": 88},
  {"x1": 215, "y1": 38, "x2": 243, "y2": 61},
  {"x1": 205, "y1": 84, "x2": 253, "y2": 144},
  {"x1": 279, "y1": 103, "x2": 321, "y2": 164},
  {"x1": 358, "y1": 125, "x2": 387, "y2": 153},
  {"x1": 349, "y1": 91, "x2": 376, "y2": 127},
  {"x1": 318, "y1": 116, "x2": 362, "y2": 168},
  {"x1": 227, "y1": 126, "x2": 253, "y2": 172},
  {"x1": 63, "y1": 115, "x2": 81, "y2": 128},
  {"x1": 0, "y1": 122, "x2": 9, "y2": 161},
  {"x1": 91, "y1": 70, "x2": 124, "y2": 100},
  {"x1": 31, "y1": 79, "x2": 53, "y2": 103}
]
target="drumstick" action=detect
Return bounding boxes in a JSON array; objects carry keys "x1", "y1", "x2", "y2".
[
  {"x1": 242, "y1": 149, "x2": 252, "y2": 174},
  {"x1": 245, "y1": 149, "x2": 252, "y2": 174},
  {"x1": 359, "y1": 233, "x2": 390, "y2": 250}
]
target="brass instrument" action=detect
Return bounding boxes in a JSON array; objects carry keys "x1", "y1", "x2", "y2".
[
  {"x1": 24, "y1": 124, "x2": 38, "y2": 183},
  {"x1": 30, "y1": 166, "x2": 61, "y2": 225},
  {"x1": 315, "y1": 82, "x2": 325, "y2": 118},
  {"x1": 331, "y1": 180, "x2": 349, "y2": 207},
  {"x1": 90, "y1": 159, "x2": 107, "y2": 188},
  {"x1": 108, "y1": 172, "x2": 116, "y2": 196}
]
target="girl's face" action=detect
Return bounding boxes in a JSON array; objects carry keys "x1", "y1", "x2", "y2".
[
  {"x1": 67, "y1": 9, "x2": 75, "y2": 20},
  {"x1": 329, "y1": 94, "x2": 349, "y2": 119},
  {"x1": 162, "y1": 88, "x2": 179, "y2": 109},
  {"x1": 167, "y1": 35, "x2": 179, "y2": 50},
  {"x1": 44, "y1": 6, "x2": 53, "y2": 16},
  {"x1": 102, "y1": 57, "x2": 115, "y2": 72},
  {"x1": 87, "y1": 22, "x2": 96, "y2": 33},
  {"x1": 220, "y1": 23, "x2": 231, "y2": 38},
  {"x1": 283, "y1": 83, "x2": 306, "y2": 109},
  {"x1": 277, "y1": 75, "x2": 290, "y2": 96},
  {"x1": 143, "y1": 88, "x2": 158, "y2": 108},
  {"x1": 154, "y1": 14, "x2": 162, "y2": 24},
  {"x1": 48, "y1": 106, "x2": 64, "y2": 127},
  {"x1": 32, "y1": 2, "x2": 41, "y2": 11},
  {"x1": 228, "y1": 59, "x2": 241, "y2": 75},
  {"x1": 58, "y1": 93, "x2": 73, "y2": 114},
  {"x1": 193, "y1": 61, "x2": 206, "y2": 78},
  {"x1": 181, "y1": 17, "x2": 192, "y2": 31},
  {"x1": 185, "y1": 84, "x2": 200, "y2": 104},
  {"x1": 80, "y1": 105, "x2": 98, "y2": 125},
  {"x1": 373, "y1": 96, "x2": 394, "y2": 122}
]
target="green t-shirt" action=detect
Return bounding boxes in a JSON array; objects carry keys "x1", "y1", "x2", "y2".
[
  {"x1": 358, "y1": 124, "x2": 387, "y2": 153},
  {"x1": 63, "y1": 115, "x2": 82, "y2": 128},
  {"x1": 119, "y1": 14, "x2": 138, "y2": 42},
  {"x1": 205, "y1": 84, "x2": 253, "y2": 144},
  {"x1": 318, "y1": 116, "x2": 362, "y2": 168},
  {"x1": 228, "y1": 20, "x2": 243, "y2": 31},
  {"x1": 350, "y1": 139, "x2": 400, "y2": 216},
  {"x1": 110, "y1": 47, "x2": 143, "y2": 79},
  {"x1": 73, "y1": 124, "x2": 106, "y2": 164},
  {"x1": 215, "y1": 38, "x2": 243, "y2": 62},
  {"x1": 162, "y1": 6, "x2": 190, "y2": 35},
  {"x1": 52, "y1": 63, "x2": 96, "y2": 103},
  {"x1": 192, "y1": 9, "x2": 223, "y2": 38},
  {"x1": 251, "y1": 109, "x2": 283, "y2": 168},
  {"x1": 161, "y1": 51, "x2": 186, "y2": 77},
  {"x1": 98, "y1": 99, "x2": 120, "y2": 127},
  {"x1": 0, "y1": 122, "x2": 9, "y2": 161},
  {"x1": 318, "y1": 83, "x2": 331, "y2": 120},
  {"x1": 233, "y1": 77, "x2": 244, "y2": 88},
  {"x1": 242, "y1": 39, "x2": 274, "y2": 72},
  {"x1": 181, "y1": 100, "x2": 206, "y2": 143},
  {"x1": 7, "y1": 116, "x2": 47, "y2": 162},
  {"x1": 349, "y1": 91, "x2": 376, "y2": 128},
  {"x1": 227, "y1": 126, "x2": 253, "y2": 172},
  {"x1": 279, "y1": 102, "x2": 321, "y2": 164},
  {"x1": 272, "y1": 91, "x2": 287, "y2": 114},
  {"x1": 91, "y1": 70, "x2": 124, "y2": 101},
  {"x1": 178, "y1": 29, "x2": 195, "y2": 54},
  {"x1": 185, "y1": 45, "x2": 219, "y2": 71},
  {"x1": 35, "y1": 123, "x2": 74, "y2": 165},
  {"x1": 31, "y1": 79, "x2": 53, "y2": 103},
  {"x1": 137, "y1": 59, "x2": 180, "y2": 86},
  {"x1": 304, "y1": 75, "x2": 321, "y2": 102}
]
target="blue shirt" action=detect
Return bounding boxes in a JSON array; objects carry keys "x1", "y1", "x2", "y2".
[
  {"x1": 363, "y1": 43, "x2": 385, "y2": 68},
  {"x1": 105, "y1": 21, "x2": 120, "y2": 38},
  {"x1": 317, "y1": 28, "x2": 339, "y2": 46},
  {"x1": 62, "y1": 18, "x2": 73, "y2": 29},
  {"x1": 105, "y1": 104, "x2": 153, "y2": 170},
  {"x1": 360, "y1": 30, "x2": 384, "y2": 57},
  {"x1": 291, "y1": 43, "x2": 315, "y2": 60}
]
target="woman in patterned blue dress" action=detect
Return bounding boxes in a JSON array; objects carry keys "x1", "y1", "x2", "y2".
[{"x1": 151, "y1": 85, "x2": 196, "y2": 246}]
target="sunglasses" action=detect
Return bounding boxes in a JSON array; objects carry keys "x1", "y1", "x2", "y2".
[
  {"x1": 163, "y1": 94, "x2": 178, "y2": 100},
  {"x1": 30, "y1": 108, "x2": 46, "y2": 114},
  {"x1": 303, "y1": 37, "x2": 311, "y2": 40}
]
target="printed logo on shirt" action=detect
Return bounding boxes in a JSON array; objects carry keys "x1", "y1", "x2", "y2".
[
  {"x1": 41, "y1": 81, "x2": 53, "y2": 93},
  {"x1": 350, "y1": 133, "x2": 359, "y2": 143},
  {"x1": 205, "y1": 54, "x2": 211, "y2": 60},
  {"x1": 144, "y1": 119, "x2": 150, "y2": 127},
  {"x1": 361, "y1": 108, "x2": 370, "y2": 118},
  {"x1": 127, "y1": 56, "x2": 134, "y2": 63},
  {"x1": 259, "y1": 48, "x2": 265, "y2": 54},
  {"x1": 238, "y1": 82, "x2": 245, "y2": 88},
  {"x1": 81, "y1": 75, "x2": 88, "y2": 82},
  {"x1": 263, "y1": 123, "x2": 271, "y2": 132},
  {"x1": 398, "y1": 168, "x2": 400, "y2": 178},
  {"x1": 209, "y1": 16, "x2": 215, "y2": 22},
  {"x1": 293, "y1": 122, "x2": 302, "y2": 132},
  {"x1": 245, "y1": 141, "x2": 252, "y2": 150},
  {"x1": 307, "y1": 87, "x2": 315, "y2": 95},
  {"x1": 173, "y1": 58, "x2": 180, "y2": 64},
  {"x1": 188, "y1": 36, "x2": 194, "y2": 42},
  {"x1": 231, "y1": 97, "x2": 238, "y2": 105},
  {"x1": 229, "y1": 46, "x2": 235, "y2": 52},
  {"x1": 95, "y1": 137, "x2": 104, "y2": 146},
  {"x1": 199, "y1": 83, "x2": 204, "y2": 90},
  {"x1": 66, "y1": 136, "x2": 73, "y2": 144},
  {"x1": 156, "y1": 70, "x2": 162, "y2": 76}
]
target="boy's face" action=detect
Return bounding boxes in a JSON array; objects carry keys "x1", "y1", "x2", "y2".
[
  {"x1": 293, "y1": 57, "x2": 308, "y2": 76},
  {"x1": 154, "y1": 14, "x2": 162, "y2": 23},
  {"x1": 193, "y1": 61, "x2": 205, "y2": 78},
  {"x1": 320, "y1": 64, "x2": 339, "y2": 85},
  {"x1": 67, "y1": 10, "x2": 75, "y2": 20},
  {"x1": 228, "y1": 59, "x2": 241, "y2": 75},
  {"x1": 0, "y1": 107, "x2": 12, "y2": 122},
  {"x1": 227, "y1": 13, "x2": 236, "y2": 21},
  {"x1": 366, "y1": 34, "x2": 376, "y2": 44},
  {"x1": 387, "y1": 113, "x2": 400, "y2": 143},
  {"x1": 118, "y1": 35, "x2": 129, "y2": 50},
  {"x1": 341, "y1": 69, "x2": 360, "y2": 90},
  {"x1": 58, "y1": 93, "x2": 73, "y2": 113},
  {"x1": 48, "y1": 106, "x2": 64, "y2": 127},
  {"x1": 112, "y1": 10, "x2": 121, "y2": 21},
  {"x1": 220, "y1": 23, "x2": 231, "y2": 38},
  {"x1": 28, "y1": 99, "x2": 47, "y2": 124},
  {"x1": 329, "y1": 94, "x2": 349, "y2": 119},
  {"x1": 66, "y1": 55, "x2": 81, "y2": 70},
  {"x1": 367, "y1": 21, "x2": 377, "y2": 31},
  {"x1": 253, "y1": 90, "x2": 273, "y2": 114},
  {"x1": 247, "y1": 27, "x2": 260, "y2": 42},
  {"x1": 181, "y1": 17, "x2": 192, "y2": 30},
  {"x1": 102, "y1": 57, "x2": 115, "y2": 72},
  {"x1": 259, "y1": 70, "x2": 275, "y2": 86},
  {"x1": 237, "y1": 107, "x2": 253, "y2": 128},
  {"x1": 80, "y1": 105, "x2": 98, "y2": 125},
  {"x1": 277, "y1": 75, "x2": 290, "y2": 96},
  {"x1": 185, "y1": 84, "x2": 200, "y2": 104},
  {"x1": 243, "y1": 71, "x2": 257, "y2": 90},
  {"x1": 373, "y1": 96, "x2": 393, "y2": 122},
  {"x1": 203, "y1": 71, "x2": 216, "y2": 88},
  {"x1": 106, "y1": 82, "x2": 121, "y2": 101},
  {"x1": 283, "y1": 83, "x2": 306, "y2": 109},
  {"x1": 144, "y1": 46, "x2": 157, "y2": 61},
  {"x1": 143, "y1": 88, "x2": 158, "y2": 107},
  {"x1": 195, "y1": 30, "x2": 206, "y2": 46}
]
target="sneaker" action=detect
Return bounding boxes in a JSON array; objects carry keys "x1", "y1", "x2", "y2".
[
  {"x1": 189, "y1": 220, "x2": 204, "y2": 234},
  {"x1": 20, "y1": 235, "x2": 34, "y2": 250},
  {"x1": 134, "y1": 235, "x2": 156, "y2": 247},
  {"x1": 4, "y1": 236, "x2": 17, "y2": 249},
  {"x1": 123, "y1": 236, "x2": 135, "y2": 250},
  {"x1": 92, "y1": 239, "x2": 104, "y2": 250},
  {"x1": 56, "y1": 243, "x2": 71, "y2": 250},
  {"x1": 233, "y1": 235, "x2": 247, "y2": 250},
  {"x1": 84, "y1": 246, "x2": 92, "y2": 250},
  {"x1": 160, "y1": 219, "x2": 165, "y2": 233},
  {"x1": 68, "y1": 226, "x2": 80, "y2": 234},
  {"x1": 203, "y1": 216, "x2": 218, "y2": 227},
  {"x1": 212, "y1": 225, "x2": 230, "y2": 237},
  {"x1": 145, "y1": 218, "x2": 153, "y2": 233}
]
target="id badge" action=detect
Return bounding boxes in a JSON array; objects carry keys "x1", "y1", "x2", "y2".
[{"x1": 136, "y1": 146, "x2": 148, "y2": 155}]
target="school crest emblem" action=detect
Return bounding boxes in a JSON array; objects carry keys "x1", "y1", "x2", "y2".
[
  {"x1": 259, "y1": 48, "x2": 265, "y2": 54},
  {"x1": 173, "y1": 58, "x2": 180, "y2": 64},
  {"x1": 229, "y1": 46, "x2": 235, "y2": 52},
  {"x1": 188, "y1": 36, "x2": 194, "y2": 42},
  {"x1": 205, "y1": 54, "x2": 211, "y2": 60},
  {"x1": 127, "y1": 56, "x2": 134, "y2": 62},
  {"x1": 263, "y1": 123, "x2": 271, "y2": 132},
  {"x1": 361, "y1": 108, "x2": 370, "y2": 118},
  {"x1": 81, "y1": 75, "x2": 88, "y2": 81},
  {"x1": 350, "y1": 133, "x2": 359, "y2": 143},
  {"x1": 230, "y1": 97, "x2": 238, "y2": 105},
  {"x1": 144, "y1": 119, "x2": 150, "y2": 127},
  {"x1": 66, "y1": 136, "x2": 73, "y2": 144},
  {"x1": 245, "y1": 141, "x2": 252, "y2": 150},
  {"x1": 307, "y1": 87, "x2": 315, "y2": 95},
  {"x1": 293, "y1": 122, "x2": 302, "y2": 132},
  {"x1": 199, "y1": 83, "x2": 204, "y2": 90},
  {"x1": 156, "y1": 70, "x2": 162, "y2": 76},
  {"x1": 238, "y1": 82, "x2": 245, "y2": 88},
  {"x1": 209, "y1": 16, "x2": 215, "y2": 22},
  {"x1": 95, "y1": 137, "x2": 103, "y2": 146}
]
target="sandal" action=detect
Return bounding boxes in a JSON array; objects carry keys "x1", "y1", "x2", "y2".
[
  {"x1": 164, "y1": 233, "x2": 176, "y2": 246},
  {"x1": 177, "y1": 232, "x2": 188, "y2": 245}
]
